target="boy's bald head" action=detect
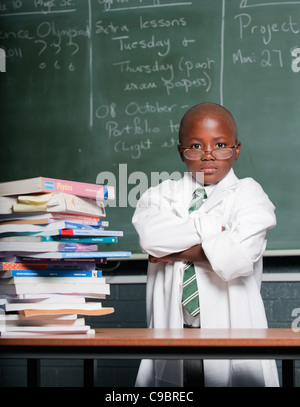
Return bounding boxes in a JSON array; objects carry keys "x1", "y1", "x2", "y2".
[
  {"x1": 179, "y1": 102, "x2": 238, "y2": 145},
  {"x1": 177, "y1": 102, "x2": 241, "y2": 185}
]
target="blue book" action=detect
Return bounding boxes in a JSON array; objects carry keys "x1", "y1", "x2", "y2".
[
  {"x1": 42, "y1": 236, "x2": 118, "y2": 243},
  {"x1": 16, "y1": 251, "x2": 132, "y2": 259},
  {"x1": 0, "y1": 241, "x2": 98, "y2": 253},
  {"x1": 59, "y1": 227, "x2": 124, "y2": 237},
  {"x1": 0, "y1": 261, "x2": 96, "y2": 271},
  {"x1": 0, "y1": 269, "x2": 102, "y2": 278},
  {"x1": 0, "y1": 221, "x2": 123, "y2": 237}
]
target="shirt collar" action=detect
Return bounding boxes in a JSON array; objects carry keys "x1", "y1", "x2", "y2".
[{"x1": 185, "y1": 168, "x2": 237, "y2": 198}]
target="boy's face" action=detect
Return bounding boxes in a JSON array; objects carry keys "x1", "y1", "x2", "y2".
[{"x1": 178, "y1": 115, "x2": 241, "y2": 185}]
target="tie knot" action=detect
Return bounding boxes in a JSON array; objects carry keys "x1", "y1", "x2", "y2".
[
  {"x1": 189, "y1": 188, "x2": 207, "y2": 214},
  {"x1": 194, "y1": 188, "x2": 207, "y2": 200}
]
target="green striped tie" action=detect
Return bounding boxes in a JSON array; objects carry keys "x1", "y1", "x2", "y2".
[{"x1": 182, "y1": 188, "x2": 207, "y2": 317}]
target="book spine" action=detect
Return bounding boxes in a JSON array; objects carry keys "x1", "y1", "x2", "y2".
[
  {"x1": 60, "y1": 229, "x2": 124, "y2": 237},
  {"x1": 16, "y1": 257, "x2": 107, "y2": 264},
  {"x1": 42, "y1": 178, "x2": 115, "y2": 200},
  {"x1": 58, "y1": 251, "x2": 131, "y2": 258},
  {"x1": 48, "y1": 214, "x2": 101, "y2": 221},
  {"x1": 57, "y1": 242, "x2": 98, "y2": 252},
  {"x1": 0, "y1": 269, "x2": 102, "y2": 277},
  {"x1": 0, "y1": 261, "x2": 96, "y2": 270},
  {"x1": 0, "y1": 283, "x2": 110, "y2": 295},
  {"x1": 42, "y1": 236, "x2": 117, "y2": 243},
  {"x1": 63, "y1": 222, "x2": 100, "y2": 230},
  {"x1": 48, "y1": 219, "x2": 109, "y2": 227},
  {"x1": 20, "y1": 251, "x2": 131, "y2": 259},
  {"x1": 0, "y1": 242, "x2": 98, "y2": 252}
]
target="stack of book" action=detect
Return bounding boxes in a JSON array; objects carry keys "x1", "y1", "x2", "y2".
[{"x1": 0, "y1": 177, "x2": 131, "y2": 336}]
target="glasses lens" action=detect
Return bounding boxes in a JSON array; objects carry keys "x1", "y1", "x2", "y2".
[
  {"x1": 183, "y1": 150, "x2": 203, "y2": 160},
  {"x1": 183, "y1": 148, "x2": 234, "y2": 160},
  {"x1": 213, "y1": 148, "x2": 233, "y2": 159}
]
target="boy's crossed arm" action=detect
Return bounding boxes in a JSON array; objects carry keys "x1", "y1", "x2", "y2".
[
  {"x1": 132, "y1": 200, "x2": 203, "y2": 259},
  {"x1": 132, "y1": 187, "x2": 225, "y2": 267},
  {"x1": 148, "y1": 227, "x2": 226, "y2": 265},
  {"x1": 148, "y1": 244, "x2": 209, "y2": 265}
]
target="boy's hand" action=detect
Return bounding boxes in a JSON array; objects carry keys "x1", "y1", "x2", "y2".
[{"x1": 149, "y1": 244, "x2": 209, "y2": 265}]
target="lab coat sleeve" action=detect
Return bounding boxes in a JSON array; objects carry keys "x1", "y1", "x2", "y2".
[
  {"x1": 132, "y1": 183, "x2": 201, "y2": 258},
  {"x1": 198, "y1": 179, "x2": 276, "y2": 281}
]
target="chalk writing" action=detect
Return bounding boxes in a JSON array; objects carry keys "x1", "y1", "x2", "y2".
[
  {"x1": 162, "y1": 72, "x2": 211, "y2": 96},
  {"x1": 0, "y1": 18, "x2": 89, "y2": 70},
  {"x1": 0, "y1": 0, "x2": 76, "y2": 14},
  {"x1": 232, "y1": 48, "x2": 283, "y2": 68},
  {"x1": 114, "y1": 139, "x2": 153, "y2": 160},
  {"x1": 125, "y1": 101, "x2": 177, "y2": 115},
  {"x1": 232, "y1": 49, "x2": 256, "y2": 64},
  {"x1": 113, "y1": 59, "x2": 174, "y2": 81},
  {"x1": 178, "y1": 56, "x2": 215, "y2": 77},
  {"x1": 95, "y1": 101, "x2": 178, "y2": 119},
  {"x1": 124, "y1": 81, "x2": 157, "y2": 91},
  {"x1": 98, "y1": 0, "x2": 192, "y2": 13},
  {"x1": 112, "y1": 35, "x2": 171, "y2": 57},
  {"x1": 231, "y1": 6, "x2": 300, "y2": 74},
  {"x1": 95, "y1": 20, "x2": 129, "y2": 35},
  {"x1": 106, "y1": 118, "x2": 160, "y2": 138},
  {"x1": 291, "y1": 47, "x2": 300, "y2": 72},
  {"x1": 161, "y1": 136, "x2": 177, "y2": 148},
  {"x1": 139, "y1": 15, "x2": 187, "y2": 30},
  {"x1": 95, "y1": 103, "x2": 117, "y2": 119},
  {"x1": 234, "y1": 13, "x2": 300, "y2": 45}
]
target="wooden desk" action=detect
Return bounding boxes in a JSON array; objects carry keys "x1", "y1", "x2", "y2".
[{"x1": 0, "y1": 328, "x2": 299, "y2": 387}]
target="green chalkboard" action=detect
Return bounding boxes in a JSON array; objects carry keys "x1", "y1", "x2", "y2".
[{"x1": 0, "y1": 0, "x2": 299, "y2": 253}]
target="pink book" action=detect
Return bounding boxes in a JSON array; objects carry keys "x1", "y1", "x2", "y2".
[{"x1": 0, "y1": 177, "x2": 115, "y2": 200}]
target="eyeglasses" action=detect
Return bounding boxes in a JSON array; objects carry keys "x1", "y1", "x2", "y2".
[{"x1": 179, "y1": 145, "x2": 237, "y2": 160}]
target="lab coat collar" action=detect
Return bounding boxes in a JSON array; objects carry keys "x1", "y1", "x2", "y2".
[
  {"x1": 165, "y1": 169, "x2": 239, "y2": 217},
  {"x1": 203, "y1": 169, "x2": 239, "y2": 212}
]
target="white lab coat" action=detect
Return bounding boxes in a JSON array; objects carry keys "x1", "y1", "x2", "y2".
[{"x1": 132, "y1": 169, "x2": 279, "y2": 387}]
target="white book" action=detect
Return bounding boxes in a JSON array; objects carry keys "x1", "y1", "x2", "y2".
[
  {"x1": 0, "y1": 329, "x2": 96, "y2": 336},
  {"x1": 3, "y1": 295, "x2": 87, "y2": 305},
  {"x1": 8, "y1": 251, "x2": 130, "y2": 259},
  {"x1": 1, "y1": 292, "x2": 105, "y2": 300},
  {"x1": 2, "y1": 276, "x2": 106, "y2": 285},
  {"x1": 0, "y1": 294, "x2": 87, "y2": 302},
  {"x1": 0, "y1": 177, "x2": 114, "y2": 200},
  {"x1": 2, "y1": 315, "x2": 85, "y2": 326},
  {"x1": 0, "y1": 241, "x2": 98, "y2": 252},
  {"x1": 2, "y1": 313, "x2": 78, "y2": 321},
  {"x1": 0, "y1": 325, "x2": 93, "y2": 334},
  {"x1": 0, "y1": 283, "x2": 109, "y2": 296},
  {"x1": 13, "y1": 192, "x2": 106, "y2": 218},
  {"x1": 0, "y1": 213, "x2": 53, "y2": 221},
  {"x1": 0, "y1": 220, "x2": 69, "y2": 234},
  {"x1": 5, "y1": 301, "x2": 102, "y2": 312},
  {"x1": 0, "y1": 196, "x2": 17, "y2": 214}
]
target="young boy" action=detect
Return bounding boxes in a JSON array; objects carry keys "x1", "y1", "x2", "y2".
[{"x1": 132, "y1": 102, "x2": 279, "y2": 387}]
